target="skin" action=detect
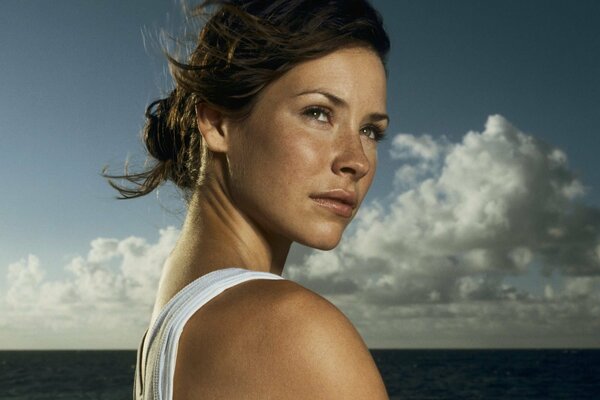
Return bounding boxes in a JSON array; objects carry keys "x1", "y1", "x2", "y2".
[{"x1": 147, "y1": 46, "x2": 389, "y2": 399}]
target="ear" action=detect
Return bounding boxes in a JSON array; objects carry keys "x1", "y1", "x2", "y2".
[{"x1": 195, "y1": 103, "x2": 229, "y2": 153}]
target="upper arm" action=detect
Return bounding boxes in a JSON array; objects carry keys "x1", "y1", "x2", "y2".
[
  {"x1": 174, "y1": 280, "x2": 388, "y2": 399},
  {"x1": 266, "y1": 288, "x2": 389, "y2": 399}
]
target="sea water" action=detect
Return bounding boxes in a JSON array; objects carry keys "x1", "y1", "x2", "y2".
[{"x1": 1, "y1": 349, "x2": 598, "y2": 399}]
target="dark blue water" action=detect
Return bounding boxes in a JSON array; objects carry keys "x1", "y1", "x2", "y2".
[
  {"x1": 0, "y1": 349, "x2": 598, "y2": 399},
  {"x1": 372, "y1": 349, "x2": 600, "y2": 399}
]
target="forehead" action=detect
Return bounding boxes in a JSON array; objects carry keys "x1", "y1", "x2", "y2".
[{"x1": 260, "y1": 46, "x2": 387, "y2": 110}]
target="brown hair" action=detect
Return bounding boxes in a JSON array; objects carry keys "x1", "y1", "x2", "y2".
[{"x1": 104, "y1": 0, "x2": 390, "y2": 201}]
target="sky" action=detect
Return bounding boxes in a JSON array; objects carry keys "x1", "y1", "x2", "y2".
[{"x1": 1, "y1": 0, "x2": 599, "y2": 350}]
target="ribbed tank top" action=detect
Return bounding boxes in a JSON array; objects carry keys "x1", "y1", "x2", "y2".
[{"x1": 133, "y1": 267, "x2": 285, "y2": 400}]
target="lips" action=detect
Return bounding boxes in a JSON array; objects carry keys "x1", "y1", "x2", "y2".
[{"x1": 309, "y1": 189, "x2": 357, "y2": 218}]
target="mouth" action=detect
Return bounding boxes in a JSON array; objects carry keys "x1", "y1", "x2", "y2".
[{"x1": 309, "y1": 189, "x2": 357, "y2": 218}]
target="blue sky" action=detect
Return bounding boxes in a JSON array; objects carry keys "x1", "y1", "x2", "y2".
[{"x1": 1, "y1": 0, "x2": 599, "y2": 349}]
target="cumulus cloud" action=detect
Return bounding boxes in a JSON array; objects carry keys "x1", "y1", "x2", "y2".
[
  {"x1": 0, "y1": 227, "x2": 179, "y2": 349},
  {"x1": 2, "y1": 115, "x2": 599, "y2": 348},
  {"x1": 286, "y1": 115, "x2": 600, "y2": 347}
]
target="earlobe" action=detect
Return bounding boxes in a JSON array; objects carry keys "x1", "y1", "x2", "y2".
[{"x1": 195, "y1": 103, "x2": 229, "y2": 153}]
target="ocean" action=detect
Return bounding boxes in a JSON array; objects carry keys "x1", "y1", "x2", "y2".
[{"x1": 0, "y1": 349, "x2": 598, "y2": 399}]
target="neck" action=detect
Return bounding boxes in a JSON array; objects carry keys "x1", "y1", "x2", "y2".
[
  {"x1": 150, "y1": 173, "x2": 291, "y2": 323},
  {"x1": 169, "y1": 179, "x2": 290, "y2": 279}
]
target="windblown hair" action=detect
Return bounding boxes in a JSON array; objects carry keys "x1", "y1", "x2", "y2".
[{"x1": 104, "y1": 0, "x2": 390, "y2": 200}]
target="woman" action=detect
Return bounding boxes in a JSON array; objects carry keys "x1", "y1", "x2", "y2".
[{"x1": 107, "y1": 0, "x2": 390, "y2": 398}]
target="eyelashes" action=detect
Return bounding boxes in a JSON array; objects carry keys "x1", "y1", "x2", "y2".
[
  {"x1": 301, "y1": 106, "x2": 386, "y2": 142},
  {"x1": 360, "y1": 125, "x2": 386, "y2": 142},
  {"x1": 303, "y1": 106, "x2": 331, "y2": 123}
]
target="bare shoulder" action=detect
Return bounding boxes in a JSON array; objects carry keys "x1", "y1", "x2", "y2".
[
  {"x1": 174, "y1": 278, "x2": 388, "y2": 399},
  {"x1": 266, "y1": 282, "x2": 389, "y2": 399}
]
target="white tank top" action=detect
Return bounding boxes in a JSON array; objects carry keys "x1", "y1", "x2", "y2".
[{"x1": 134, "y1": 267, "x2": 285, "y2": 400}]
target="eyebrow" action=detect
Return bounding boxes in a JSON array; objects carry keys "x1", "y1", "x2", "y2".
[{"x1": 294, "y1": 89, "x2": 390, "y2": 124}]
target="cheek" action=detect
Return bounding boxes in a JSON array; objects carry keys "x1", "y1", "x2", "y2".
[
  {"x1": 370, "y1": 148, "x2": 378, "y2": 178},
  {"x1": 359, "y1": 146, "x2": 378, "y2": 195},
  {"x1": 279, "y1": 135, "x2": 324, "y2": 177},
  {"x1": 230, "y1": 120, "x2": 326, "y2": 204},
  {"x1": 256, "y1": 123, "x2": 326, "y2": 182}
]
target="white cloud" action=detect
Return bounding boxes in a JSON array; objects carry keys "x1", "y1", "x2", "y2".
[
  {"x1": 390, "y1": 133, "x2": 448, "y2": 189},
  {"x1": 0, "y1": 227, "x2": 179, "y2": 349},
  {"x1": 6, "y1": 255, "x2": 45, "y2": 308},
  {"x1": 286, "y1": 115, "x2": 600, "y2": 347},
  {"x1": 2, "y1": 115, "x2": 599, "y2": 349}
]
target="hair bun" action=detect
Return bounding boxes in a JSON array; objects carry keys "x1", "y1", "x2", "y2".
[{"x1": 144, "y1": 96, "x2": 180, "y2": 162}]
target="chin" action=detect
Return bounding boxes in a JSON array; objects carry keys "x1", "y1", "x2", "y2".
[
  {"x1": 309, "y1": 240, "x2": 340, "y2": 251},
  {"x1": 296, "y1": 225, "x2": 344, "y2": 250}
]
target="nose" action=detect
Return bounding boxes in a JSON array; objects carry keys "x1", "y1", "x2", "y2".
[{"x1": 331, "y1": 133, "x2": 371, "y2": 180}]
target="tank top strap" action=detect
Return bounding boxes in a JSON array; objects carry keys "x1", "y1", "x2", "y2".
[{"x1": 135, "y1": 267, "x2": 285, "y2": 400}]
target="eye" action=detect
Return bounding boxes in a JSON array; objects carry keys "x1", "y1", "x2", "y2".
[
  {"x1": 360, "y1": 125, "x2": 386, "y2": 142},
  {"x1": 303, "y1": 106, "x2": 331, "y2": 123}
]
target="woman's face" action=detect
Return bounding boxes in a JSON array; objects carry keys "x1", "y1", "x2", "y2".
[{"x1": 225, "y1": 46, "x2": 388, "y2": 250}]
